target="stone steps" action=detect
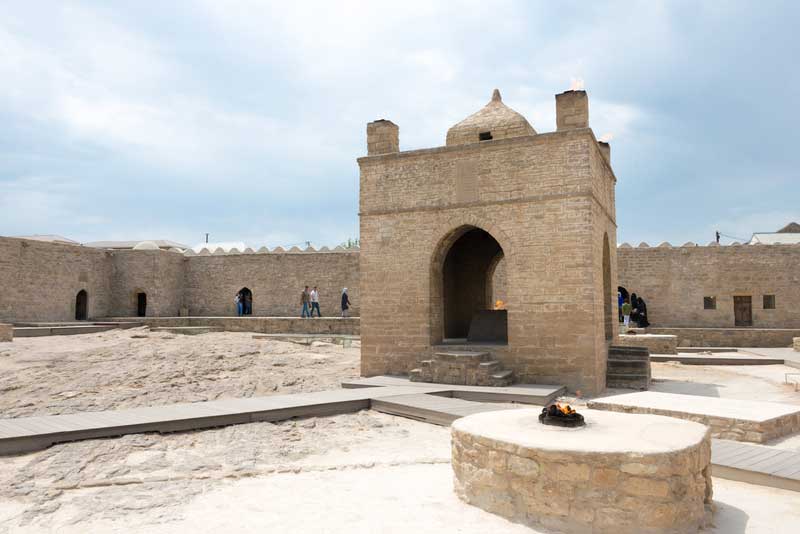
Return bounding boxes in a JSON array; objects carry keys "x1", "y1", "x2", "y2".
[
  {"x1": 410, "y1": 350, "x2": 514, "y2": 387},
  {"x1": 606, "y1": 345, "x2": 651, "y2": 390}
]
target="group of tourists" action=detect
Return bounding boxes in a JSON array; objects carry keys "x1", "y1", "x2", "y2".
[
  {"x1": 619, "y1": 292, "x2": 650, "y2": 328},
  {"x1": 300, "y1": 286, "x2": 352, "y2": 318}
]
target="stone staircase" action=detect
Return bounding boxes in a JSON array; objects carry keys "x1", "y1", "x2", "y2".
[
  {"x1": 410, "y1": 351, "x2": 514, "y2": 387},
  {"x1": 606, "y1": 345, "x2": 651, "y2": 390}
]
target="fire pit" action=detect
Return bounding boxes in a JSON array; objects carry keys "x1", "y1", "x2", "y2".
[
  {"x1": 452, "y1": 408, "x2": 713, "y2": 533},
  {"x1": 538, "y1": 402, "x2": 585, "y2": 427}
]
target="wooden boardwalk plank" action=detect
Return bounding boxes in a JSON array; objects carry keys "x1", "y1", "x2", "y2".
[{"x1": 711, "y1": 439, "x2": 800, "y2": 492}]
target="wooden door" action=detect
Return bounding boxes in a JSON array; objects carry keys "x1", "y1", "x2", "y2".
[{"x1": 733, "y1": 296, "x2": 752, "y2": 327}]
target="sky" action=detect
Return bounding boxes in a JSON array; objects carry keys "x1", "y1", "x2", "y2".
[{"x1": 1, "y1": 1, "x2": 798, "y2": 249}]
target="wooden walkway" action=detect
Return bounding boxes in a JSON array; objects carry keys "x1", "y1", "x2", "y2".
[
  {"x1": 341, "y1": 376, "x2": 565, "y2": 404},
  {"x1": 650, "y1": 354, "x2": 786, "y2": 365},
  {"x1": 0, "y1": 385, "x2": 446, "y2": 455},
  {"x1": 0, "y1": 378, "x2": 563, "y2": 456},
  {"x1": 712, "y1": 438, "x2": 800, "y2": 492},
  {"x1": 371, "y1": 393, "x2": 515, "y2": 426}
]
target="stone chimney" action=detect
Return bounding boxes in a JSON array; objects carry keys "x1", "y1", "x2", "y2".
[
  {"x1": 366, "y1": 119, "x2": 399, "y2": 156},
  {"x1": 555, "y1": 90, "x2": 589, "y2": 131},
  {"x1": 598, "y1": 141, "x2": 611, "y2": 164}
]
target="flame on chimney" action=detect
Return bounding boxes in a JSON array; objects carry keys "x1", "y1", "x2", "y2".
[
  {"x1": 569, "y1": 77, "x2": 585, "y2": 91},
  {"x1": 599, "y1": 133, "x2": 614, "y2": 143}
]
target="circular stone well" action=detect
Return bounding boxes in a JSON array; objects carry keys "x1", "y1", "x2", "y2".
[{"x1": 451, "y1": 408, "x2": 712, "y2": 534}]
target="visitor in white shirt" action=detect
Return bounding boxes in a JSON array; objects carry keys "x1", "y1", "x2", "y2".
[{"x1": 310, "y1": 286, "x2": 321, "y2": 317}]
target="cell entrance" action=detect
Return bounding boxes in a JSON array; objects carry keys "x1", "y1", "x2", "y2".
[
  {"x1": 442, "y1": 228, "x2": 507, "y2": 343},
  {"x1": 75, "y1": 290, "x2": 88, "y2": 321},
  {"x1": 238, "y1": 287, "x2": 253, "y2": 316},
  {"x1": 137, "y1": 293, "x2": 147, "y2": 317}
]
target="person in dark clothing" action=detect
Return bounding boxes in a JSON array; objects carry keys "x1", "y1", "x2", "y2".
[
  {"x1": 636, "y1": 296, "x2": 650, "y2": 327},
  {"x1": 629, "y1": 293, "x2": 639, "y2": 325},
  {"x1": 341, "y1": 288, "x2": 351, "y2": 318}
]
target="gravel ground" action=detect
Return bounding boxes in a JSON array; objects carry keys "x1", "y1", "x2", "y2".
[{"x1": 0, "y1": 328, "x2": 359, "y2": 418}]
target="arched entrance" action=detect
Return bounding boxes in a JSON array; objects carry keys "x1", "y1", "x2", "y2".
[
  {"x1": 75, "y1": 290, "x2": 88, "y2": 321},
  {"x1": 136, "y1": 292, "x2": 147, "y2": 317},
  {"x1": 238, "y1": 287, "x2": 253, "y2": 316},
  {"x1": 437, "y1": 227, "x2": 507, "y2": 344}
]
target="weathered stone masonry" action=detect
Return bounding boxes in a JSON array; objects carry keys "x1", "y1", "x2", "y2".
[
  {"x1": 0, "y1": 236, "x2": 359, "y2": 322},
  {"x1": 359, "y1": 90, "x2": 618, "y2": 395}
]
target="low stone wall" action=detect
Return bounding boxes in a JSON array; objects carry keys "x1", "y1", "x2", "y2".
[
  {"x1": 588, "y1": 398, "x2": 800, "y2": 444},
  {"x1": 0, "y1": 323, "x2": 12, "y2": 342},
  {"x1": 452, "y1": 409, "x2": 712, "y2": 534},
  {"x1": 794, "y1": 337, "x2": 800, "y2": 352},
  {"x1": 101, "y1": 316, "x2": 360, "y2": 336},
  {"x1": 616, "y1": 334, "x2": 677, "y2": 354},
  {"x1": 638, "y1": 327, "x2": 800, "y2": 348}
]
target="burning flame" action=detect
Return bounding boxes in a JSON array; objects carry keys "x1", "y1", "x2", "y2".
[
  {"x1": 569, "y1": 77, "x2": 585, "y2": 91},
  {"x1": 599, "y1": 133, "x2": 613, "y2": 143},
  {"x1": 556, "y1": 402, "x2": 576, "y2": 415},
  {"x1": 494, "y1": 300, "x2": 506, "y2": 310}
]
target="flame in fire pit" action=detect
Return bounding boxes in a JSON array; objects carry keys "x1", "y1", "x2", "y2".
[
  {"x1": 539, "y1": 402, "x2": 585, "y2": 427},
  {"x1": 556, "y1": 402, "x2": 575, "y2": 415}
]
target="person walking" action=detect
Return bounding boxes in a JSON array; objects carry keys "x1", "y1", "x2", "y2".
[
  {"x1": 235, "y1": 292, "x2": 243, "y2": 316},
  {"x1": 300, "y1": 286, "x2": 311, "y2": 318},
  {"x1": 341, "y1": 288, "x2": 351, "y2": 318},
  {"x1": 310, "y1": 286, "x2": 321, "y2": 317},
  {"x1": 621, "y1": 299, "x2": 632, "y2": 327}
]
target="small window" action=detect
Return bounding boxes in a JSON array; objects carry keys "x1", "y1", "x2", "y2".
[
  {"x1": 703, "y1": 296, "x2": 716, "y2": 310},
  {"x1": 479, "y1": 131, "x2": 493, "y2": 141},
  {"x1": 763, "y1": 295, "x2": 776, "y2": 309}
]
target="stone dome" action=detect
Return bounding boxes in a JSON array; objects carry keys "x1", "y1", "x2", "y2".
[
  {"x1": 132, "y1": 241, "x2": 160, "y2": 251},
  {"x1": 446, "y1": 89, "x2": 536, "y2": 146}
]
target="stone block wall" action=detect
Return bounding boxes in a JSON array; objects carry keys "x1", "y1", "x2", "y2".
[
  {"x1": 184, "y1": 251, "x2": 359, "y2": 317},
  {"x1": 618, "y1": 243, "x2": 800, "y2": 328},
  {"x1": 111, "y1": 249, "x2": 186, "y2": 316},
  {"x1": 795, "y1": 337, "x2": 800, "y2": 352},
  {"x1": 644, "y1": 327, "x2": 800, "y2": 348},
  {"x1": 616, "y1": 334, "x2": 678, "y2": 354},
  {"x1": 0, "y1": 237, "x2": 112, "y2": 322}
]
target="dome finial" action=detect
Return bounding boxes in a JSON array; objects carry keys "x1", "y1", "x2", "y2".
[{"x1": 491, "y1": 88, "x2": 501, "y2": 102}]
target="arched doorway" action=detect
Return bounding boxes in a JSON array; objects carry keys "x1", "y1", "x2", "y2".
[
  {"x1": 238, "y1": 287, "x2": 253, "y2": 316},
  {"x1": 603, "y1": 234, "x2": 613, "y2": 340},
  {"x1": 75, "y1": 290, "x2": 88, "y2": 321},
  {"x1": 136, "y1": 292, "x2": 147, "y2": 317},
  {"x1": 440, "y1": 227, "x2": 507, "y2": 343}
]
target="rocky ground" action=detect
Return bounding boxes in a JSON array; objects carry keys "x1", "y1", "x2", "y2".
[
  {"x1": 1, "y1": 332, "x2": 799, "y2": 531},
  {"x1": 0, "y1": 328, "x2": 359, "y2": 417}
]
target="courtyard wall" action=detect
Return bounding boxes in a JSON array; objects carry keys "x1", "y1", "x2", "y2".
[
  {"x1": 183, "y1": 251, "x2": 360, "y2": 317},
  {"x1": 618, "y1": 243, "x2": 800, "y2": 329},
  {"x1": 111, "y1": 249, "x2": 186, "y2": 317},
  {"x1": 0, "y1": 237, "x2": 112, "y2": 322}
]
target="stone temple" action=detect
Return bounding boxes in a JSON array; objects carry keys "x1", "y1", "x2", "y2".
[{"x1": 359, "y1": 89, "x2": 617, "y2": 395}]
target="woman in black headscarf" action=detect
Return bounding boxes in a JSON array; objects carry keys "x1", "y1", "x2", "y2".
[
  {"x1": 637, "y1": 296, "x2": 650, "y2": 327},
  {"x1": 629, "y1": 293, "x2": 639, "y2": 326}
]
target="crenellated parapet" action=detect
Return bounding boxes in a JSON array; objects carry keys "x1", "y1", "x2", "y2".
[{"x1": 184, "y1": 245, "x2": 359, "y2": 257}]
